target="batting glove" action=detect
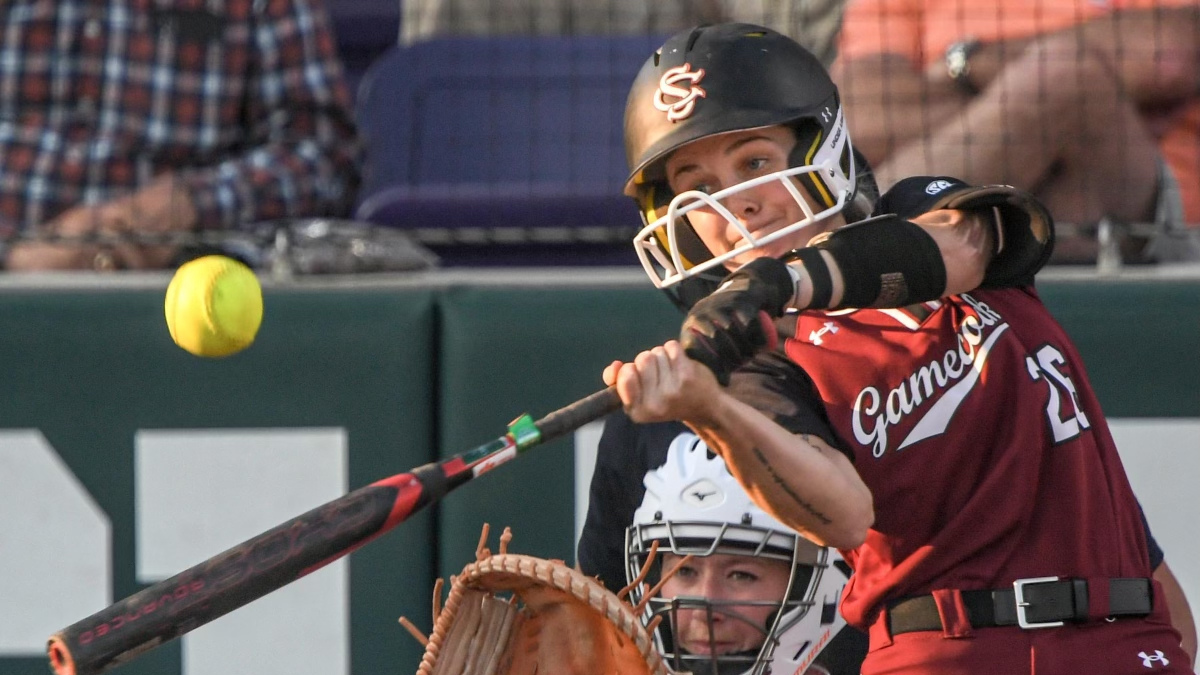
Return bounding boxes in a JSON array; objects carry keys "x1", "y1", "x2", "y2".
[{"x1": 681, "y1": 256, "x2": 794, "y2": 385}]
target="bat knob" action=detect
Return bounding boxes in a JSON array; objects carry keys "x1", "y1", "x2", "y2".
[{"x1": 47, "y1": 636, "x2": 77, "y2": 675}]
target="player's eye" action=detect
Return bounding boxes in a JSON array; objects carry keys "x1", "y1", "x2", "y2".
[
  {"x1": 743, "y1": 157, "x2": 774, "y2": 176},
  {"x1": 728, "y1": 569, "x2": 760, "y2": 583}
]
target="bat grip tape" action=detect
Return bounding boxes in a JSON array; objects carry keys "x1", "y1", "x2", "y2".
[{"x1": 535, "y1": 387, "x2": 622, "y2": 443}]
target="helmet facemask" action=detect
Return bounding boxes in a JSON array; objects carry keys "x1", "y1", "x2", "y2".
[
  {"x1": 626, "y1": 522, "x2": 830, "y2": 675},
  {"x1": 632, "y1": 108, "x2": 857, "y2": 290}
]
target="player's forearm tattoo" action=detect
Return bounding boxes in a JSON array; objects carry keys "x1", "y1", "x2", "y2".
[{"x1": 750, "y1": 446, "x2": 833, "y2": 525}]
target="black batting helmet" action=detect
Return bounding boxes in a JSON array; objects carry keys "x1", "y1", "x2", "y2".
[{"x1": 624, "y1": 23, "x2": 865, "y2": 290}]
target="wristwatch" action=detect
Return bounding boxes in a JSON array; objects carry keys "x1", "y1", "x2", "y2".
[{"x1": 944, "y1": 38, "x2": 981, "y2": 94}]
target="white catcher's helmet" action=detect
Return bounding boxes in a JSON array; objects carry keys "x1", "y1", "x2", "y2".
[{"x1": 625, "y1": 433, "x2": 849, "y2": 675}]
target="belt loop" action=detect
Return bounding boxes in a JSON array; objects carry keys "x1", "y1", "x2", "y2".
[
  {"x1": 870, "y1": 609, "x2": 894, "y2": 649},
  {"x1": 1087, "y1": 576, "x2": 1112, "y2": 621},
  {"x1": 931, "y1": 588, "x2": 973, "y2": 638},
  {"x1": 1070, "y1": 579, "x2": 1089, "y2": 620}
]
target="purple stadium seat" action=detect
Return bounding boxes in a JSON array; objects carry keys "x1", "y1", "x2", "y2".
[
  {"x1": 328, "y1": 0, "x2": 400, "y2": 96},
  {"x1": 353, "y1": 34, "x2": 664, "y2": 265}
]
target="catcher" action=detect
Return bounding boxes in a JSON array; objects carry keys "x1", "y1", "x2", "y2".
[
  {"x1": 624, "y1": 431, "x2": 857, "y2": 675},
  {"x1": 402, "y1": 432, "x2": 859, "y2": 675}
]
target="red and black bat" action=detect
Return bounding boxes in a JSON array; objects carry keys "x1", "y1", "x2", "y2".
[{"x1": 47, "y1": 386, "x2": 622, "y2": 675}]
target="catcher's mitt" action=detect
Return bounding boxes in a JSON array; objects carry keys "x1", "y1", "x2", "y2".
[{"x1": 403, "y1": 525, "x2": 669, "y2": 675}]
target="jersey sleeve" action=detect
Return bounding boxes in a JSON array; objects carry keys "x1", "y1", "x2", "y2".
[{"x1": 726, "y1": 350, "x2": 851, "y2": 460}]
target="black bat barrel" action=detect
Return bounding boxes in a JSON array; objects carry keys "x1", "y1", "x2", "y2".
[{"x1": 48, "y1": 482, "x2": 409, "y2": 675}]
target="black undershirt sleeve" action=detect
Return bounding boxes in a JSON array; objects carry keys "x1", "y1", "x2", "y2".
[
  {"x1": 1137, "y1": 498, "x2": 1165, "y2": 570},
  {"x1": 576, "y1": 412, "x2": 687, "y2": 592},
  {"x1": 725, "y1": 348, "x2": 852, "y2": 462}
]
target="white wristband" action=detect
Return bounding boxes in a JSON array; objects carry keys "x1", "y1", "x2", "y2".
[{"x1": 786, "y1": 263, "x2": 804, "y2": 309}]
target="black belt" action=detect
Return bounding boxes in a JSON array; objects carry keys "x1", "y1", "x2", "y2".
[{"x1": 887, "y1": 577, "x2": 1153, "y2": 634}]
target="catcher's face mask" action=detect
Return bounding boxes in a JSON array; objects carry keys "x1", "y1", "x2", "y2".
[
  {"x1": 655, "y1": 551, "x2": 795, "y2": 673},
  {"x1": 630, "y1": 529, "x2": 842, "y2": 675}
]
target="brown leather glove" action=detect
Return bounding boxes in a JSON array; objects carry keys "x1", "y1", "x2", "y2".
[{"x1": 409, "y1": 527, "x2": 667, "y2": 675}]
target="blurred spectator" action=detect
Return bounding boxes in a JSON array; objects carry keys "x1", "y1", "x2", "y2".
[
  {"x1": 401, "y1": 0, "x2": 848, "y2": 66},
  {"x1": 0, "y1": 0, "x2": 361, "y2": 272},
  {"x1": 834, "y1": 0, "x2": 1200, "y2": 264}
]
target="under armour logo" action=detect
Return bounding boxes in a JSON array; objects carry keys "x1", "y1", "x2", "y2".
[
  {"x1": 925, "y1": 179, "x2": 955, "y2": 195},
  {"x1": 820, "y1": 107, "x2": 832, "y2": 123},
  {"x1": 1139, "y1": 650, "x2": 1169, "y2": 668},
  {"x1": 653, "y1": 64, "x2": 706, "y2": 122},
  {"x1": 809, "y1": 321, "x2": 839, "y2": 345}
]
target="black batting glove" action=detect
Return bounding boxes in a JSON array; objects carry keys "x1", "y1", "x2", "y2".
[{"x1": 680, "y1": 256, "x2": 794, "y2": 385}]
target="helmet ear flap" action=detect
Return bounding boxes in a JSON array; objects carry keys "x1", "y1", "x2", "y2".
[
  {"x1": 788, "y1": 122, "x2": 838, "y2": 210},
  {"x1": 844, "y1": 147, "x2": 878, "y2": 223},
  {"x1": 639, "y1": 181, "x2": 715, "y2": 271}
]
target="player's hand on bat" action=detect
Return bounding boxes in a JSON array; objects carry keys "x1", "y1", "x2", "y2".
[
  {"x1": 603, "y1": 341, "x2": 723, "y2": 425},
  {"x1": 679, "y1": 256, "x2": 789, "y2": 385}
]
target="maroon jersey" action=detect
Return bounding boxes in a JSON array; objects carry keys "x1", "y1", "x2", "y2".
[{"x1": 745, "y1": 286, "x2": 1151, "y2": 630}]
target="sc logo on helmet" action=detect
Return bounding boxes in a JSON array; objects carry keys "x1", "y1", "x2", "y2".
[
  {"x1": 925, "y1": 179, "x2": 955, "y2": 195},
  {"x1": 653, "y1": 63, "x2": 706, "y2": 122}
]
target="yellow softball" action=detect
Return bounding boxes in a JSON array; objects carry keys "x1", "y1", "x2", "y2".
[{"x1": 164, "y1": 255, "x2": 263, "y2": 358}]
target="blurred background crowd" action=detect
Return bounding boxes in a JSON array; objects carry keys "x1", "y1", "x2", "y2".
[{"x1": 2, "y1": 0, "x2": 1199, "y2": 274}]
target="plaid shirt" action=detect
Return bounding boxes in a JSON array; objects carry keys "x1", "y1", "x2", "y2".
[{"x1": 0, "y1": 0, "x2": 362, "y2": 234}]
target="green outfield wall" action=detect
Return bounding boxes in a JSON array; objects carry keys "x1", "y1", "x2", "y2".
[{"x1": 1, "y1": 269, "x2": 1197, "y2": 675}]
